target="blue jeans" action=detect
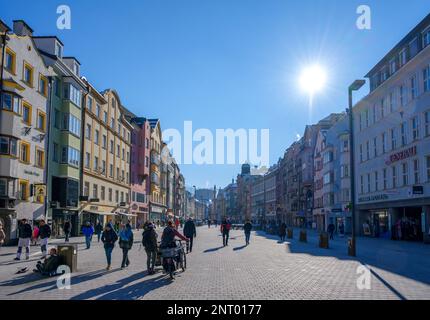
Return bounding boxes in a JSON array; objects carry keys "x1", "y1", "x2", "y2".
[
  {"x1": 245, "y1": 232, "x2": 250, "y2": 244},
  {"x1": 85, "y1": 236, "x2": 91, "y2": 249},
  {"x1": 104, "y1": 246, "x2": 113, "y2": 265}
]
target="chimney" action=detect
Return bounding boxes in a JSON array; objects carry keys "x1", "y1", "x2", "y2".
[{"x1": 13, "y1": 20, "x2": 33, "y2": 37}]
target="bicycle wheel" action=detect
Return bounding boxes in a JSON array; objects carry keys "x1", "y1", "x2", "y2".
[{"x1": 181, "y1": 249, "x2": 187, "y2": 271}]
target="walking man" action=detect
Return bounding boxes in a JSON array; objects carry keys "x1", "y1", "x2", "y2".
[
  {"x1": 82, "y1": 222, "x2": 94, "y2": 249},
  {"x1": 220, "y1": 218, "x2": 231, "y2": 247},
  {"x1": 243, "y1": 220, "x2": 252, "y2": 245},
  {"x1": 327, "y1": 222, "x2": 335, "y2": 240},
  {"x1": 38, "y1": 220, "x2": 51, "y2": 259},
  {"x1": 15, "y1": 219, "x2": 32, "y2": 260},
  {"x1": 142, "y1": 222, "x2": 158, "y2": 274},
  {"x1": 207, "y1": 220, "x2": 211, "y2": 229},
  {"x1": 183, "y1": 217, "x2": 196, "y2": 253},
  {"x1": 63, "y1": 220, "x2": 71, "y2": 242},
  {"x1": 119, "y1": 223, "x2": 133, "y2": 269},
  {"x1": 279, "y1": 221, "x2": 287, "y2": 242},
  {"x1": 101, "y1": 222, "x2": 118, "y2": 270},
  {"x1": 95, "y1": 221, "x2": 103, "y2": 242}
]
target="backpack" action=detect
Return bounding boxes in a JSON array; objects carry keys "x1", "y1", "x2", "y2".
[
  {"x1": 142, "y1": 229, "x2": 156, "y2": 250},
  {"x1": 160, "y1": 227, "x2": 175, "y2": 248}
]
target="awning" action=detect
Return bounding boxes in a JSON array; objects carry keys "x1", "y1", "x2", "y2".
[
  {"x1": 82, "y1": 210, "x2": 113, "y2": 216},
  {"x1": 115, "y1": 212, "x2": 137, "y2": 217}
]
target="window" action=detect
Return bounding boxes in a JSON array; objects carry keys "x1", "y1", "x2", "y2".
[
  {"x1": 399, "y1": 48, "x2": 407, "y2": 67},
  {"x1": 399, "y1": 85, "x2": 405, "y2": 107},
  {"x1": 366, "y1": 141, "x2": 370, "y2": 160},
  {"x1": 5, "y1": 47, "x2": 16, "y2": 73},
  {"x1": 110, "y1": 118, "x2": 115, "y2": 129},
  {"x1": 380, "y1": 98, "x2": 385, "y2": 119},
  {"x1": 101, "y1": 186, "x2": 105, "y2": 201},
  {"x1": 115, "y1": 190, "x2": 119, "y2": 203},
  {"x1": 64, "y1": 83, "x2": 82, "y2": 107},
  {"x1": 84, "y1": 182, "x2": 90, "y2": 197},
  {"x1": 373, "y1": 137, "x2": 377, "y2": 158},
  {"x1": 116, "y1": 167, "x2": 120, "y2": 179},
  {"x1": 424, "y1": 65, "x2": 430, "y2": 92},
  {"x1": 145, "y1": 156, "x2": 149, "y2": 168},
  {"x1": 117, "y1": 145, "x2": 120, "y2": 157},
  {"x1": 402, "y1": 163, "x2": 408, "y2": 186},
  {"x1": 410, "y1": 75, "x2": 417, "y2": 100},
  {"x1": 121, "y1": 192, "x2": 124, "y2": 203},
  {"x1": 383, "y1": 168, "x2": 387, "y2": 190},
  {"x1": 413, "y1": 159, "x2": 420, "y2": 184},
  {"x1": 19, "y1": 180, "x2": 29, "y2": 201},
  {"x1": 23, "y1": 62, "x2": 34, "y2": 86},
  {"x1": 389, "y1": 57, "x2": 396, "y2": 75},
  {"x1": 20, "y1": 141, "x2": 30, "y2": 163},
  {"x1": 365, "y1": 109, "x2": 369, "y2": 127},
  {"x1": 103, "y1": 111, "x2": 108, "y2": 123},
  {"x1": 392, "y1": 166, "x2": 397, "y2": 188},
  {"x1": 36, "y1": 110, "x2": 46, "y2": 132},
  {"x1": 0, "y1": 179, "x2": 6, "y2": 196},
  {"x1": 95, "y1": 104, "x2": 100, "y2": 118},
  {"x1": 427, "y1": 156, "x2": 430, "y2": 181},
  {"x1": 372, "y1": 104, "x2": 377, "y2": 123},
  {"x1": 374, "y1": 171, "x2": 379, "y2": 191},
  {"x1": 146, "y1": 138, "x2": 149, "y2": 148},
  {"x1": 39, "y1": 74, "x2": 48, "y2": 97},
  {"x1": 110, "y1": 140, "x2": 114, "y2": 154},
  {"x1": 108, "y1": 188, "x2": 113, "y2": 202},
  {"x1": 61, "y1": 146, "x2": 80, "y2": 167},
  {"x1": 53, "y1": 109, "x2": 60, "y2": 129},
  {"x1": 53, "y1": 77, "x2": 61, "y2": 97},
  {"x1": 341, "y1": 165, "x2": 349, "y2": 178},
  {"x1": 93, "y1": 184, "x2": 98, "y2": 199},
  {"x1": 109, "y1": 164, "x2": 114, "y2": 177},
  {"x1": 85, "y1": 124, "x2": 91, "y2": 140},
  {"x1": 20, "y1": 102, "x2": 32, "y2": 126},
  {"x1": 94, "y1": 130, "x2": 100, "y2": 145},
  {"x1": 391, "y1": 128, "x2": 397, "y2": 150},
  {"x1": 55, "y1": 42, "x2": 63, "y2": 58},
  {"x1": 382, "y1": 132, "x2": 386, "y2": 154},
  {"x1": 85, "y1": 152, "x2": 90, "y2": 168},
  {"x1": 52, "y1": 143, "x2": 59, "y2": 162},
  {"x1": 101, "y1": 160, "x2": 106, "y2": 174},
  {"x1": 35, "y1": 148, "x2": 44, "y2": 168},
  {"x1": 367, "y1": 173, "x2": 371, "y2": 193},
  {"x1": 359, "y1": 113, "x2": 362, "y2": 131},
  {"x1": 87, "y1": 97, "x2": 93, "y2": 110},
  {"x1": 389, "y1": 91, "x2": 395, "y2": 113},
  {"x1": 411, "y1": 116, "x2": 420, "y2": 141},
  {"x1": 360, "y1": 175, "x2": 364, "y2": 194},
  {"x1": 401, "y1": 122, "x2": 407, "y2": 146},
  {"x1": 423, "y1": 27, "x2": 430, "y2": 48},
  {"x1": 2, "y1": 93, "x2": 20, "y2": 113},
  {"x1": 121, "y1": 170, "x2": 125, "y2": 181},
  {"x1": 425, "y1": 111, "x2": 430, "y2": 137},
  {"x1": 122, "y1": 148, "x2": 125, "y2": 160},
  {"x1": 0, "y1": 136, "x2": 18, "y2": 156},
  {"x1": 323, "y1": 172, "x2": 333, "y2": 185},
  {"x1": 94, "y1": 156, "x2": 99, "y2": 171},
  {"x1": 126, "y1": 151, "x2": 130, "y2": 163},
  {"x1": 359, "y1": 144, "x2": 363, "y2": 162},
  {"x1": 102, "y1": 135, "x2": 107, "y2": 149},
  {"x1": 63, "y1": 113, "x2": 81, "y2": 136}
]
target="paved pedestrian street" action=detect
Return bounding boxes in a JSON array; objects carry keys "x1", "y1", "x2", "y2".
[{"x1": 0, "y1": 226, "x2": 429, "y2": 300}]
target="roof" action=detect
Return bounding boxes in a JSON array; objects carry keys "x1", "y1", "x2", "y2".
[
  {"x1": 0, "y1": 19, "x2": 11, "y2": 33},
  {"x1": 13, "y1": 19, "x2": 33, "y2": 33},
  {"x1": 32, "y1": 36, "x2": 64, "y2": 46},
  {"x1": 148, "y1": 119, "x2": 159, "y2": 128}
]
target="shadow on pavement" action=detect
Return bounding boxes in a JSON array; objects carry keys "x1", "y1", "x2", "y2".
[
  {"x1": 203, "y1": 246, "x2": 224, "y2": 253},
  {"x1": 233, "y1": 245, "x2": 247, "y2": 251}
]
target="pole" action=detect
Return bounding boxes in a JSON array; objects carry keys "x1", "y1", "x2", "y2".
[{"x1": 348, "y1": 88, "x2": 356, "y2": 256}]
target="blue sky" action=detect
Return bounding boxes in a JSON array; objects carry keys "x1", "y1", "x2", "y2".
[{"x1": 2, "y1": 0, "x2": 430, "y2": 189}]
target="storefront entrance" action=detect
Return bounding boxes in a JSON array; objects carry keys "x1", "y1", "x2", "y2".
[
  {"x1": 52, "y1": 210, "x2": 79, "y2": 237},
  {"x1": 391, "y1": 207, "x2": 423, "y2": 242}
]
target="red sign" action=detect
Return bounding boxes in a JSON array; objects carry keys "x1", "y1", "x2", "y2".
[{"x1": 385, "y1": 146, "x2": 416, "y2": 165}]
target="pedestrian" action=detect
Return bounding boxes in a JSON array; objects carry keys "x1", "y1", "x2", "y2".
[
  {"x1": 208, "y1": 219, "x2": 211, "y2": 229},
  {"x1": 81, "y1": 221, "x2": 94, "y2": 249},
  {"x1": 327, "y1": 222, "x2": 335, "y2": 240},
  {"x1": 279, "y1": 222, "x2": 287, "y2": 242},
  {"x1": 142, "y1": 222, "x2": 158, "y2": 274},
  {"x1": 101, "y1": 223, "x2": 118, "y2": 270},
  {"x1": 243, "y1": 219, "x2": 252, "y2": 245},
  {"x1": 63, "y1": 220, "x2": 71, "y2": 242},
  {"x1": 95, "y1": 221, "x2": 103, "y2": 242},
  {"x1": 183, "y1": 217, "x2": 196, "y2": 252},
  {"x1": 119, "y1": 223, "x2": 134, "y2": 269},
  {"x1": 220, "y1": 218, "x2": 231, "y2": 247},
  {"x1": 0, "y1": 221, "x2": 6, "y2": 249},
  {"x1": 32, "y1": 224, "x2": 39, "y2": 246},
  {"x1": 15, "y1": 219, "x2": 32, "y2": 261},
  {"x1": 38, "y1": 220, "x2": 51, "y2": 259}
]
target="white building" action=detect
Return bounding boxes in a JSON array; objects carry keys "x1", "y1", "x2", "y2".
[{"x1": 354, "y1": 13, "x2": 430, "y2": 242}]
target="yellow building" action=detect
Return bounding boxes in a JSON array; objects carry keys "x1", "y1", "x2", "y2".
[{"x1": 79, "y1": 84, "x2": 134, "y2": 226}]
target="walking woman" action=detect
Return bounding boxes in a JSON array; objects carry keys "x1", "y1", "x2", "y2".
[
  {"x1": 119, "y1": 223, "x2": 134, "y2": 269},
  {"x1": 101, "y1": 223, "x2": 118, "y2": 270}
]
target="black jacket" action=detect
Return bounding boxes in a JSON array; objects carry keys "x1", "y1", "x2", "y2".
[
  {"x1": 101, "y1": 228, "x2": 118, "y2": 248},
  {"x1": 95, "y1": 224, "x2": 103, "y2": 234},
  {"x1": 39, "y1": 224, "x2": 51, "y2": 239},
  {"x1": 18, "y1": 223, "x2": 32, "y2": 238},
  {"x1": 244, "y1": 222, "x2": 252, "y2": 233},
  {"x1": 63, "y1": 222, "x2": 71, "y2": 233},
  {"x1": 183, "y1": 220, "x2": 196, "y2": 238},
  {"x1": 142, "y1": 228, "x2": 158, "y2": 251}
]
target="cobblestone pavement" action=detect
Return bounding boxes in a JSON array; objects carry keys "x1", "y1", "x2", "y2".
[{"x1": 0, "y1": 226, "x2": 429, "y2": 300}]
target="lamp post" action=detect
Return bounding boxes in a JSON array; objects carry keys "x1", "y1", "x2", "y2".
[{"x1": 348, "y1": 79, "x2": 365, "y2": 257}]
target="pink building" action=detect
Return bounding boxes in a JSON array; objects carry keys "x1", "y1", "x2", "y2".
[{"x1": 129, "y1": 117, "x2": 151, "y2": 226}]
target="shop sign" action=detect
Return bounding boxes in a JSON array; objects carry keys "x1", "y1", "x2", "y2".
[
  {"x1": 358, "y1": 194, "x2": 389, "y2": 203},
  {"x1": 34, "y1": 184, "x2": 46, "y2": 197},
  {"x1": 89, "y1": 206, "x2": 99, "y2": 211},
  {"x1": 412, "y1": 186, "x2": 424, "y2": 195},
  {"x1": 24, "y1": 169, "x2": 40, "y2": 177},
  {"x1": 385, "y1": 145, "x2": 416, "y2": 165}
]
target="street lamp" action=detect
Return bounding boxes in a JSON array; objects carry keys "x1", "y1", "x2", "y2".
[{"x1": 348, "y1": 79, "x2": 365, "y2": 257}]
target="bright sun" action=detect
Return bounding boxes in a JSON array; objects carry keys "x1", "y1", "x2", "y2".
[{"x1": 299, "y1": 64, "x2": 327, "y2": 95}]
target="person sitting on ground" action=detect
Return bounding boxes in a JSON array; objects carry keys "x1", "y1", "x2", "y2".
[{"x1": 33, "y1": 248, "x2": 60, "y2": 276}]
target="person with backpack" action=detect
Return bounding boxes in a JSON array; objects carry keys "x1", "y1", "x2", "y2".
[
  {"x1": 101, "y1": 223, "x2": 118, "y2": 270},
  {"x1": 82, "y1": 221, "x2": 94, "y2": 249},
  {"x1": 220, "y1": 218, "x2": 231, "y2": 247},
  {"x1": 15, "y1": 219, "x2": 33, "y2": 261},
  {"x1": 183, "y1": 217, "x2": 197, "y2": 252},
  {"x1": 142, "y1": 222, "x2": 158, "y2": 274},
  {"x1": 243, "y1": 220, "x2": 252, "y2": 245},
  {"x1": 119, "y1": 223, "x2": 134, "y2": 269},
  {"x1": 38, "y1": 220, "x2": 51, "y2": 259}
]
